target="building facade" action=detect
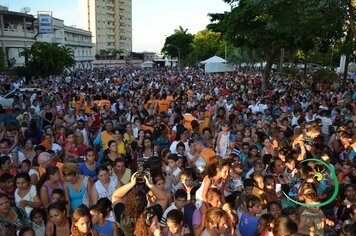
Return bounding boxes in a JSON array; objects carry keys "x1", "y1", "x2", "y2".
[
  {"x1": 0, "y1": 7, "x2": 94, "y2": 69},
  {"x1": 79, "y1": 0, "x2": 132, "y2": 56}
]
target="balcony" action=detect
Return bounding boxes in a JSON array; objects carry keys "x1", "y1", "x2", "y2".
[
  {"x1": 2, "y1": 28, "x2": 36, "y2": 38},
  {"x1": 65, "y1": 40, "x2": 94, "y2": 47}
]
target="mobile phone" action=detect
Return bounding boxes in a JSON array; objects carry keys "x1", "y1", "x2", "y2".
[{"x1": 276, "y1": 184, "x2": 282, "y2": 193}]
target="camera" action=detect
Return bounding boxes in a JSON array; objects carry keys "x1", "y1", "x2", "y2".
[{"x1": 136, "y1": 163, "x2": 150, "y2": 184}]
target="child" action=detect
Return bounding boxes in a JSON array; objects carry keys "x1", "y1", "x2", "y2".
[
  {"x1": 180, "y1": 170, "x2": 195, "y2": 201},
  {"x1": 238, "y1": 194, "x2": 262, "y2": 236},
  {"x1": 216, "y1": 122, "x2": 230, "y2": 158},
  {"x1": 195, "y1": 159, "x2": 231, "y2": 213},
  {"x1": 0, "y1": 155, "x2": 17, "y2": 176},
  {"x1": 228, "y1": 163, "x2": 244, "y2": 193},
  {"x1": 257, "y1": 214, "x2": 273, "y2": 236},
  {"x1": 51, "y1": 188, "x2": 66, "y2": 203},
  {"x1": 0, "y1": 122, "x2": 20, "y2": 166},
  {"x1": 185, "y1": 139, "x2": 196, "y2": 167},
  {"x1": 168, "y1": 154, "x2": 182, "y2": 192},
  {"x1": 0, "y1": 173, "x2": 15, "y2": 205},
  {"x1": 30, "y1": 208, "x2": 46, "y2": 236},
  {"x1": 64, "y1": 131, "x2": 79, "y2": 162},
  {"x1": 90, "y1": 203, "x2": 119, "y2": 236}
]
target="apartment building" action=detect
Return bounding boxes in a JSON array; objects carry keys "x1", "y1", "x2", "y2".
[{"x1": 79, "y1": 0, "x2": 132, "y2": 56}]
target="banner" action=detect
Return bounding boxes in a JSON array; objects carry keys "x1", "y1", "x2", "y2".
[{"x1": 38, "y1": 11, "x2": 53, "y2": 34}]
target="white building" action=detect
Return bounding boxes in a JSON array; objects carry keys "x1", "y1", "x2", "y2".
[{"x1": 0, "y1": 7, "x2": 94, "y2": 69}]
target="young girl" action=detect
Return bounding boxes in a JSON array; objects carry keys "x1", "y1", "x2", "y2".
[
  {"x1": 30, "y1": 208, "x2": 46, "y2": 236},
  {"x1": 90, "y1": 204, "x2": 119, "y2": 236},
  {"x1": 195, "y1": 159, "x2": 231, "y2": 213},
  {"x1": 228, "y1": 163, "x2": 244, "y2": 193},
  {"x1": 77, "y1": 149, "x2": 100, "y2": 181},
  {"x1": 71, "y1": 204, "x2": 98, "y2": 236},
  {"x1": 257, "y1": 214, "x2": 273, "y2": 236},
  {"x1": 216, "y1": 123, "x2": 231, "y2": 158},
  {"x1": 200, "y1": 207, "x2": 231, "y2": 236}
]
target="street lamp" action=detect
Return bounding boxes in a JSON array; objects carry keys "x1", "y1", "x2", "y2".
[{"x1": 167, "y1": 44, "x2": 181, "y2": 70}]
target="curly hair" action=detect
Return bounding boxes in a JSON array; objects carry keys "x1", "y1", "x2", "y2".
[
  {"x1": 124, "y1": 189, "x2": 147, "y2": 219},
  {"x1": 134, "y1": 211, "x2": 149, "y2": 236}
]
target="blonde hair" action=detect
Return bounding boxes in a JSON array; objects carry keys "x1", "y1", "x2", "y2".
[{"x1": 62, "y1": 163, "x2": 79, "y2": 175}]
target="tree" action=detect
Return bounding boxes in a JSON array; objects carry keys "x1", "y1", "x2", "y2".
[
  {"x1": 162, "y1": 26, "x2": 194, "y2": 65},
  {"x1": 208, "y1": 0, "x2": 348, "y2": 91},
  {"x1": 190, "y1": 30, "x2": 224, "y2": 62},
  {"x1": 19, "y1": 42, "x2": 75, "y2": 77}
]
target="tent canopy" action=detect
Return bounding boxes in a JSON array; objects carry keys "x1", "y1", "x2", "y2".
[
  {"x1": 141, "y1": 61, "x2": 154, "y2": 68},
  {"x1": 200, "y1": 56, "x2": 226, "y2": 64}
]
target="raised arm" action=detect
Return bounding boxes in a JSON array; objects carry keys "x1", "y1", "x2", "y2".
[
  {"x1": 112, "y1": 172, "x2": 137, "y2": 204},
  {"x1": 144, "y1": 175, "x2": 168, "y2": 210}
]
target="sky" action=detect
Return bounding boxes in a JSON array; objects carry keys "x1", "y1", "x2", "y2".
[{"x1": 1, "y1": 0, "x2": 231, "y2": 53}]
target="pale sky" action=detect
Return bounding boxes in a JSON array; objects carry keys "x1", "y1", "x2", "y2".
[{"x1": 1, "y1": 0, "x2": 231, "y2": 53}]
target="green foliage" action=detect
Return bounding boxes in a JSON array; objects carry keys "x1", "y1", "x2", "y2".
[
  {"x1": 162, "y1": 26, "x2": 194, "y2": 65},
  {"x1": 208, "y1": 0, "x2": 349, "y2": 89},
  {"x1": 19, "y1": 42, "x2": 75, "y2": 77},
  {"x1": 191, "y1": 30, "x2": 224, "y2": 61},
  {"x1": 313, "y1": 68, "x2": 338, "y2": 83}
]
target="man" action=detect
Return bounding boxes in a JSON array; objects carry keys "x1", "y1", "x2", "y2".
[
  {"x1": 192, "y1": 136, "x2": 217, "y2": 172},
  {"x1": 75, "y1": 119, "x2": 90, "y2": 145},
  {"x1": 37, "y1": 152, "x2": 63, "y2": 178}
]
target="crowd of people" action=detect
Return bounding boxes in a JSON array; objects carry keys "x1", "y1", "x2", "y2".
[{"x1": 0, "y1": 66, "x2": 355, "y2": 236}]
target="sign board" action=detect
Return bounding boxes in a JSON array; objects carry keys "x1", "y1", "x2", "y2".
[{"x1": 37, "y1": 11, "x2": 53, "y2": 34}]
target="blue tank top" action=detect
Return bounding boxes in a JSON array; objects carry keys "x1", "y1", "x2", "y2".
[
  {"x1": 93, "y1": 220, "x2": 113, "y2": 236},
  {"x1": 68, "y1": 180, "x2": 86, "y2": 212}
]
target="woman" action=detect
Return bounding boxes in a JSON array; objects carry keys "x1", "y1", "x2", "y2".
[
  {"x1": 142, "y1": 137, "x2": 159, "y2": 159},
  {"x1": 200, "y1": 207, "x2": 231, "y2": 236},
  {"x1": 90, "y1": 203, "x2": 119, "y2": 236},
  {"x1": 273, "y1": 217, "x2": 298, "y2": 236},
  {"x1": 42, "y1": 103, "x2": 54, "y2": 129},
  {"x1": 45, "y1": 202, "x2": 71, "y2": 236},
  {"x1": 112, "y1": 173, "x2": 167, "y2": 236},
  {"x1": 39, "y1": 166, "x2": 64, "y2": 209},
  {"x1": 14, "y1": 172, "x2": 42, "y2": 216},
  {"x1": 62, "y1": 163, "x2": 92, "y2": 213},
  {"x1": 134, "y1": 206, "x2": 163, "y2": 236},
  {"x1": 22, "y1": 138, "x2": 36, "y2": 161},
  {"x1": 101, "y1": 140, "x2": 121, "y2": 165},
  {"x1": 166, "y1": 209, "x2": 191, "y2": 236},
  {"x1": 90, "y1": 166, "x2": 119, "y2": 204},
  {"x1": 261, "y1": 137, "x2": 276, "y2": 158},
  {"x1": 20, "y1": 159, "x2": 39, "y2": 185},
  {"x1": 112, "y1": 158, "x2": 131, "y2": 185},
  {"x1": 74, "y1": 131, "x2": 90, "y2": 159},
  {"x1": 78, "y1": 149, "x2": 100, "y2": 181},
  {"x1": 0, "y1": 193, "x2": 28, "y2": 235},
  {"x1": 71, "y1": 205, "x2": 98, "y2": 236}
]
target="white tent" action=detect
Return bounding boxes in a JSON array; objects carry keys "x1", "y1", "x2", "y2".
[
  {"x1": 201, "y1": 56, "x2": 234, "y2": 73},
  {"x1": 141, "y1": 61, "x2": 154, "y2": 68},
  {"x1": 200, "y1": 56, "x2": 226, "y2": 64}
]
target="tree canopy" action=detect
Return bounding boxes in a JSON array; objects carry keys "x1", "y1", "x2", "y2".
[
  {"x1": 20, "y1": 42, "x2": 75, "y2": 77},
  {"x1": 208, "y1": 0, "x2": 354, "y2": 87}
]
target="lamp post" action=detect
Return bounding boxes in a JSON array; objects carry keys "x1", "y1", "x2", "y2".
[{"x1": 167, "y1": 44, "x2": 181, "y2": 70}]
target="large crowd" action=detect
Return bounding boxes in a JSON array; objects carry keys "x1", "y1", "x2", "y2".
[{"x1": 0, "y1": 66, "x2": 355, "y2": 236}]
